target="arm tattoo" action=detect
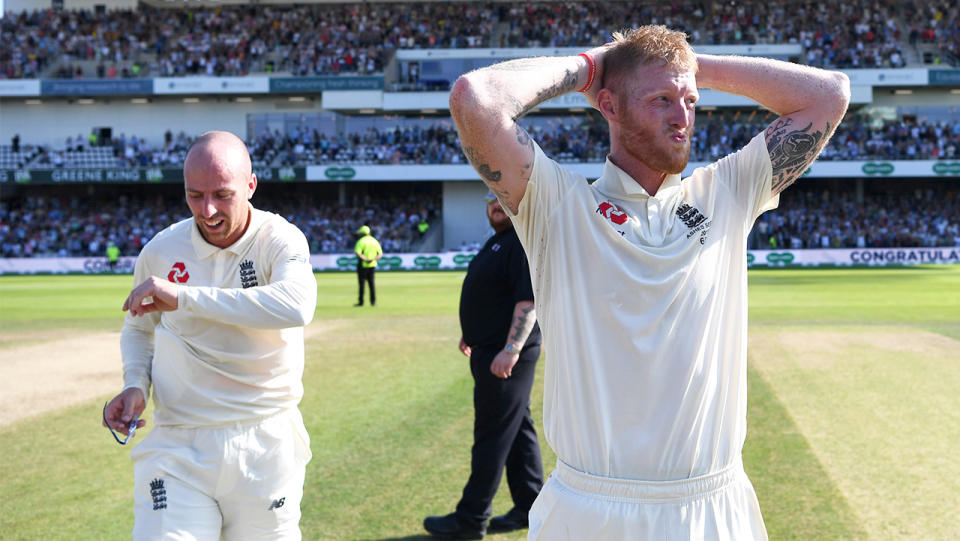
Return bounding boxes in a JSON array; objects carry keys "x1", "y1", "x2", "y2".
[
  {"x1": 515, "y1": 124, "x2": 533, "y2": 152},
  {"x1": 765, "y1": 118, "x2": 829, "y2": 193},
  {"x1": 508, "y1": 67, "x2": 579, "y2": 121},
  {"x1": 508, "y1": 304, "x2": 536, "y2": 345},
  {"x1": 488, "y1": 58, "x2": 554, "y2": 72},
  {"x1": 461, "y1": 144, "x2": 501, "y2": 183}
]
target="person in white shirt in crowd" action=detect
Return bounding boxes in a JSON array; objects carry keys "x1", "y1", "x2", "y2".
[
  {"x1": 102, "y1": 130, "x2": 317, "y2": 540},
  {"x1": 449, "y1": 25, "x2": 849, "y2": 540}
]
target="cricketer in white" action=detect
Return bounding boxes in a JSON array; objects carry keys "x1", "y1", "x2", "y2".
[
  {"x1": 449, "y1": 25, "x2": 849, "y2": 540},
  {"x1": 120, "y1": 207, "x2": 316, "y2": 426},
  {"x1": 103, "y1": 131, "x2": 317, "y2": 540}
]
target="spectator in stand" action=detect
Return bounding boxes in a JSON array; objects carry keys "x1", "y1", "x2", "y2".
[
  {"x1": 751, "y1": 185, "x2": 960, "y2": 249},
  {"x1": 7, "y1": 0, "x2": 954, "y2": 80},
  {"x1": 0, "y1": 188, "x2": 443, "y2": 259},
  {"x1": 3, "y1": 184, "x2": 957, "y2": 260},
  {"x1": 5, "y1": 107, "x2": 960, "y2": 171}
]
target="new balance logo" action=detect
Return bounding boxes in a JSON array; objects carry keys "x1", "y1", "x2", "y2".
[
  {"x1": 268, "y1": 497, "x2": 286, "y2": 511},
  {"x1": 150, "y1": 478, "x2": 167, "y2": 510}
]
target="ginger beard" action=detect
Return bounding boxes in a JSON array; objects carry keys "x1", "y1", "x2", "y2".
[
  {"x1": 487, "y1": 198, "x2": 512, "y2": 233},
  {"x1": 617, "y1": 96, "x2": 693, "y2": 175}
]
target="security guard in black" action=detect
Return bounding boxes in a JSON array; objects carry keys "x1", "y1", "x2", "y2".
[{"x1": 444, "y1": 196, "x2": 543, "y2": 535}]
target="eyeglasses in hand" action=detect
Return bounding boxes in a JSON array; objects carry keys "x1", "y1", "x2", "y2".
[{"x1": 103, "y1": 402, "x2": 139, "y2": 445}]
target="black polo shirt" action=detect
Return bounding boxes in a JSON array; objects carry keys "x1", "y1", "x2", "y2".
[{"x1": 459, "y1": 226, "x2": 541, "y2": 349}]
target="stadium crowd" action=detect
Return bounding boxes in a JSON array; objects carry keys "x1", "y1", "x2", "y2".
[
  {"x1": 0, "y1": 2, "x2": 496, "y2": 79},
  {"x1": 752, "y1": 185, "x2": 960, "y2": 249},
  {"x1": 4, "y1": 111, "x2": 959, "y2": 170},
  {"x1": 1, "y1": 182, "x2": 957, "y2": 260},
  {"x1": 503, "y1": 0, "x2": 910, "y2": 69},
  {"x1": 905, "y1": 0, "x2": 960, "y2": 64},
  {"x1": 2, "y1": 0, "x2": 956, "y2": 79},
  {"x1": 0, "y1": 191, "x2": 439, "y2": 258}
]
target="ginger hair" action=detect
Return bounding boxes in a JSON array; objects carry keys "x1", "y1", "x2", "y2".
[{"x1": 602, "y1": 25, "x2": 697, "y2": 92}]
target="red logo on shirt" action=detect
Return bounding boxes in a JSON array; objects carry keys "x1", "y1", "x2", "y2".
[
  {"x1": 167, "y1": 262, "x2": 189, "y2": 283},
  {"x1": 597, "y1": 201, "x2": 628, "y2": 225}
]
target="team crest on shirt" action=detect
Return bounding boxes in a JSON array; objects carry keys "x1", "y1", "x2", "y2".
[
  {"x1": 676, "y1": 203, "x2": 711, "y2": 244},
  {"x1": 149, "y1": 478, "x2": 167, "y2": 510},
  {"x1": 239, "y1": 260, "x2": 258, "y2": 288}
]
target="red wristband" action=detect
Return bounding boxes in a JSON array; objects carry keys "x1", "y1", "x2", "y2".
[{"x1": 577, "y1": 52, "x2": 597, "y2": 93}]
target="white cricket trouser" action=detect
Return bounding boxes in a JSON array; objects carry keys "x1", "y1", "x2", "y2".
[
  {"x1": 528, "y1": 459, "x2": 768, "y2": 541},
  {"x1": 130, "y1": 408, "x2": 312, "y2": 541}
]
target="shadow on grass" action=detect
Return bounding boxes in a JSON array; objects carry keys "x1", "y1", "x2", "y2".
[{"x1": 745, "y1": 363, "x2": 869, "y2": 541}]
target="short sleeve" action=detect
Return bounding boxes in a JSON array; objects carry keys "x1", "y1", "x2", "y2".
[
  {"x1": 713, "y1": 132, "x2": 779, "y2": 222},
  {"x1": 506, "y1": 236, "x2": 535, "y2": 303},
  {"x1": 507, "y1": 141, "x2": 586, "y2": 262}
]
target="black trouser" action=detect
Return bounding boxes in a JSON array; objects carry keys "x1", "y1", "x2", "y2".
[
  {"x1": 454, "y1": 344, "x2": 543, "y2": 528},
  {"x1": 357, "y1": 266, "x2": 376, "y2": 305}
]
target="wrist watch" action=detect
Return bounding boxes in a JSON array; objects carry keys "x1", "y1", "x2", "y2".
[{"x1": 504, "y1": 343, "x2": 519, "y2": 354}]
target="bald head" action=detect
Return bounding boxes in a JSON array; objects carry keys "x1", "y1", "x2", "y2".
[
  {"x1": 184, "y1": 131, "x2": 253, "y2": 180},
  {"x1": 183, "y1": 131, "x2": 257, "y2": 248}
]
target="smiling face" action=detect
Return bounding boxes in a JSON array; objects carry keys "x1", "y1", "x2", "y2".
[
  {"x1": 612, "y1": 63, "x2": 698, "y2": 176},
  {"x1": 183, "y1": 132, "x2": 257, "y2": 249}
]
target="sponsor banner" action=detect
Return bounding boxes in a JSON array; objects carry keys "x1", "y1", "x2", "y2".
[
  {"x1": 153, "y1": 76, "x2": 270, "y2": 94},
  {"x1": 842, "y1": 68, "x2": 929, "y2": 86},
  {"x1": 541, "y1": 93, "x2": 592, "y2": 109},
  {"x1": 307, "y1": 164, "x2": 481, "y2": 181},
  {"x1": 928, "y1": 70, "x2": 960, "y2": 85},
  {"x1": 932, "y1": 162, "x2": 960, "y2": 176},
  {"x1": 322, "y1": 89, "x2": 384, "y2": 109},
  {"x1": 316, "y1": 251, "x2": 476, "y2": 271},
  {"x1": 748, "y1": 248, "x2": 960, "y2": 267},
  {"x1": 4, "y1": 161, "x2": 956, "y2": 184},
  {"x1": 0, "y1": 167, "x2": 305, "y2": 184},
  {"x1": 381, "y1": 91, "x2": 445, "y2": 110},
  {"x1": 396, "y1": 47, "x2": 584, "y2": 60},
  {"x1": 40, "y1": 79, "x2": 154, "y2": 96},
  {"x1": 9, "y1": 168, "x2": 174, "y2": 184},
  {"x1": 5, "y1": 249, "x2": 958, "y2": 275},
  {"x1": 395, "y1": 44, "x2": 799, "y2": 61},
  {"x1": 0, "y1": 257, "x2": 137, "y2": 275},
  {"x1": 270, "y1": 76, "x2": 384, "y2": 92},
  {"x1": 805, "y1": 160, "x2": 960, "y2": 178},
  {"x1": 0, "y1": 79, "x2": 41, "y2": 97},
  {"x1": 301, "y1": 160, "x2": 960, "y2": 183}
]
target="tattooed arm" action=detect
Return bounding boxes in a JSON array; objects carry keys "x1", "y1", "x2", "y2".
[
  {"x1": 696, "y1": 54, "x2": 850, "y2": 195},
  {"x1": 490, "y1": 301, "x2": 537, "y2": 379},
  {"x1": 449, "y1": 49, "x2": 606, "y2": 213}
]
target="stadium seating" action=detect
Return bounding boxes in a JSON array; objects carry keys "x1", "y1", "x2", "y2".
[
  {"x1": 2, "y1": 0, "x2": 957, "y2": 79},
  {"x1": 1, "y1": 1, "x2": 958, "y2": 261},
  {"x1": 0, "y1": 188, "x2": 441, "y2": 258}
]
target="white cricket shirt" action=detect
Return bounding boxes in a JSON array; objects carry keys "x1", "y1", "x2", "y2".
[
  {"x1": 121, "y1": 207, "x2": 317, "y2": 427},
  {"x1": 510, "y1": 133, "x2": 777, "y2": 481}
]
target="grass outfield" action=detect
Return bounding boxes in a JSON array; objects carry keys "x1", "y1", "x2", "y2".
[{"x1": 0, "y1": 267, "x2": 958, "y2": 540}]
